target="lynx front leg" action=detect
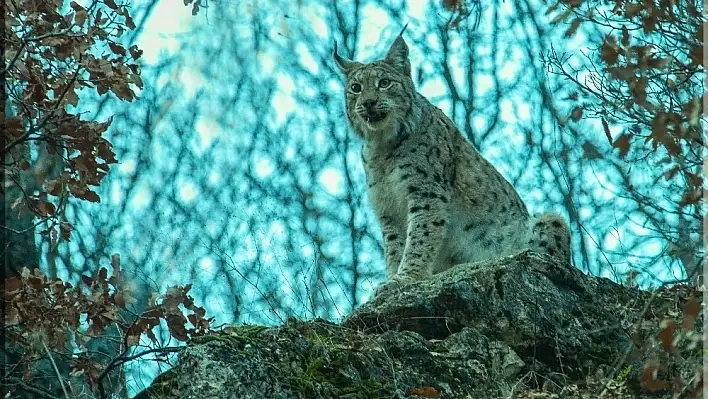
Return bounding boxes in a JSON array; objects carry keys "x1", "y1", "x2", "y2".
[
  {"x1": 380, "y1": 216, "x2": 405, "y2": 278},
  {"x1": 376, "y1": 193, "x2": 448, "y2": 295},
  {"x1": 375, "y1": 216, "x2": 405, "y2": 297},
  {"x1": 398, "y1": 197, "x2": 448, "y2": 280}
]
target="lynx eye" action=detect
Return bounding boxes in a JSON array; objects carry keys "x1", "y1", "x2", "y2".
[
  {"x1": 350, "y1": 83, "x2": 362, "y2": 93},
  {"x1": 378, "y1": 78, "x2": 391, "y2": 88}
]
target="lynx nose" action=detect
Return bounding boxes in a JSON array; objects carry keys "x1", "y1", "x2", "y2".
[{"x1": 362, "y1": 99, "x2": 377, "y2": 110}]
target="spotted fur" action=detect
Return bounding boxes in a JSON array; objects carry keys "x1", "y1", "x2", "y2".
[{"x1": 333, "y1": 33, "x2": 572, "y2": 295}]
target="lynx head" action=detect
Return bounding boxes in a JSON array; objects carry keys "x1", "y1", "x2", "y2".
[{"x1": 333, "y1": 34, "x2": 416, "y2": 139}]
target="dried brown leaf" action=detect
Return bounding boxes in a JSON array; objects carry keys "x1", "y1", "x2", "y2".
[
  {"x1": 650, "y1": 113, "x2": 681, "y2": 155},
  {"x1": 646, "y1": 57, "x2": 670, "y2": 69},
  {"x1": 686, "y1": 171, "x2": 702, "y2": 188},
  {"x1": 607, "y1": 66, "x2": 634, "y2": 80},
  {"x1": 570, "y1": 106, "x2": 583, "y2": 121},
  {"x1": 600, "y1": 39, "x2": 620, "y2": 65},
  {"x1": 546, "y1": 3, "x2": 559, "y2": 15},
  {"x1": 681, "y1": 297, "x2": 700, "y2": 330},
  {"x1": 112, "y1": 84, "x2": 135, "y2": 101},
  {"x1": 621, "y1": 26, "x2": 630, "y2": 46},
  {"x1": 129, "y1": 45, "x2": 143, "y2": 60},
  {"x1": 69, "y1": 1, "x2": 85, "y2": 11},
  {"x1": 108, "y1": 42, "x2": 126, "y2": 56},
  {"x1": 631, "y1": 76, "x2": 648, "y2": 105},
  {"x1": 625, "y1": 3, "x2": 643, "y2": 17},
  {"x1": 75, "y1": 10, "x2": 88, "y2": 26},
  {"x1": 642, "y1": 14, "x2": 657, "y2": 34},
  {"x1": 565, "y1": 19, "x2": 582, "y2": 37},
  {"x1": 601, "y1": 118, "x2": 612, "y2": 144},
  {"x1": 83, "y1": 189, "x2": 101, "y2": 202},
  {"x1": 409, "y1": 386, "x2": 441, "y2": 398},
  {"x1": 6, "y1": 117, "x2": 25, "y2": 137},
  {"x1": 60, "y1": 221, "x2": 72, "y2": 241},
  {"x1": 132, "y1": 74, "x2": 144, "y2": 89},
  {"x1": 97, "y1": 83, "x2": 109, "y2": 96},
  {"x1": 442, "y1": 0, "x2": 462, "y2": 11},
  {"x1": 582, "y1": 141, "x2": 603, "y2": 160},
  {"x1": 551, "y1": 8, "x2": 573, "y2": 24},
  {"x1": 167, "y1": 313, "x2": 189, "y2": 341},
  {"x1": 640, "y1": 364, "x2": 669, "y2": 391},
  {"x1": 678, "y1": 189, "x2": 701, "y2": 207},
  {"x1": 64, "y1": 88, "x2": 79, "y2": 107},
  {"x1": 34, "y1": 200, "x2": 56, "y2": 217},
  {"x1": 657, "y1": 319, "x2": 677, "y2": 350},
  {"x1": 4, "y1": 276, "x2": 23, "y2": 295},
  {"x1": 663, "y1": 166, "x2": 680, "y2": 180},
  {"x1": 612, "y1": 134, "x2": 631, "y2": 158},
  {"x1": 125, "y1": 14, "x2": 136, "y2": 29}
]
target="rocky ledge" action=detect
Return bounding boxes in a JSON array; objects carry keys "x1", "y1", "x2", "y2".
[{"x1": 135, "y1": 251, "x2": 702, "y2": 399}]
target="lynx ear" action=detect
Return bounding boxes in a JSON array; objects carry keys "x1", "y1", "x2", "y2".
[
  {"x1": 384, "y1": 36, "x2": 410, "y2": 76},
  {"x1": 333, "y1": 42, "x2": 360, "y2": 74}
]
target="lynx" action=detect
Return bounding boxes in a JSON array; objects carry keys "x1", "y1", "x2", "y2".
[{"x1": 333, "y1": 30, "x2": 571, "y2": 295}]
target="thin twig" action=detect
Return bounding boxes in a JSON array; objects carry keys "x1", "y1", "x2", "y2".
[{"x1": 42, "y1": 340, "x2": 70, "y2": 399}]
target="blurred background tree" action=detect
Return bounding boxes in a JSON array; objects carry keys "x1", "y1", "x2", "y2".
[{"x1": 3, "y1": 0, "x2": 703, "y2": 395}]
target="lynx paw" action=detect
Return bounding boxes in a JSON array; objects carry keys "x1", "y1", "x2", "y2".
[{"x1": 375, "y1": 275, "x2": 413, "y2": 296}]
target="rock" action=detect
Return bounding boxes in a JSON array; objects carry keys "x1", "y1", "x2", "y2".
[
  {"x1": 134, "y1": 251, "x2": 700, "y2": 399},
  {"x1": 343, "y1": 251, "x2": 641, "y2": 381}
]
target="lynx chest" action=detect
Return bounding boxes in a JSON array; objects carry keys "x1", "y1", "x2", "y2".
[{"x1": 362, "y1": 148, "x2": 409, "y2": 227}]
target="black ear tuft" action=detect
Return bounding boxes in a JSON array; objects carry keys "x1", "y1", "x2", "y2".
[
  {"x1": 398, "y1": 22, "x2": 409, "y2": 37},
  {"x1": 333, "y1": 42, "x2": 359, "y2": 74}
]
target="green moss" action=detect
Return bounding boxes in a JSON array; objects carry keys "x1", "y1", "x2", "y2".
[
  {"x1": 190, "y1": 324, "x2": 268, "y2": 346},
  {"x1": 284, "y1": 374, "x2": 318, "y2": 396},
  {"x1": 225, "y1": 324, "x2": 268, "y2": 338},
  {"x1": 280, "y1": 357, "x2": 328, "y2": 397},
  {"x1": 189, "y1": 334, "x2": 223, "y2": 345},
  {"x1": 341, "y1": 380, "x2": 385, "y2": 398},
  {"x1": 308, "y1": 334, "x2": 332, "y2": 346},
  {"x1": 306, "y1": 358, "x2": 328, "y2": 381},
  {"x1": 207, "y1": 320, "x2": 389, "y2": 398},
  {"x1": 361, "y1": 379, "x2": 384, "y2": 394},
  {"x1": 616, "y1": 364, "x2": 632, "y2": 382},
  {"x1": 289, "y1": 318, "x2": 342, "y2": 344},
  {"x1": 133, "y1": 367, "x2": 180, "y2": 399}
]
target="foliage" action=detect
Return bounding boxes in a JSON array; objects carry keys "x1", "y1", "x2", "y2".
[
  {"x1": 544, "y1": 0, "x2": 704, "y2": 280},
  {"x1": 3, "y1": 0, "x2": 143, "y2": 244},
  {"x1": 0, "y1": 0, "x2": 218, "y2": 397},
  {"x1": 631, "y1": 289, "x2": 703, "y2": 396},
  {"x1": 2, "y1": 257, "x2": 213, "y2": 397}
]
